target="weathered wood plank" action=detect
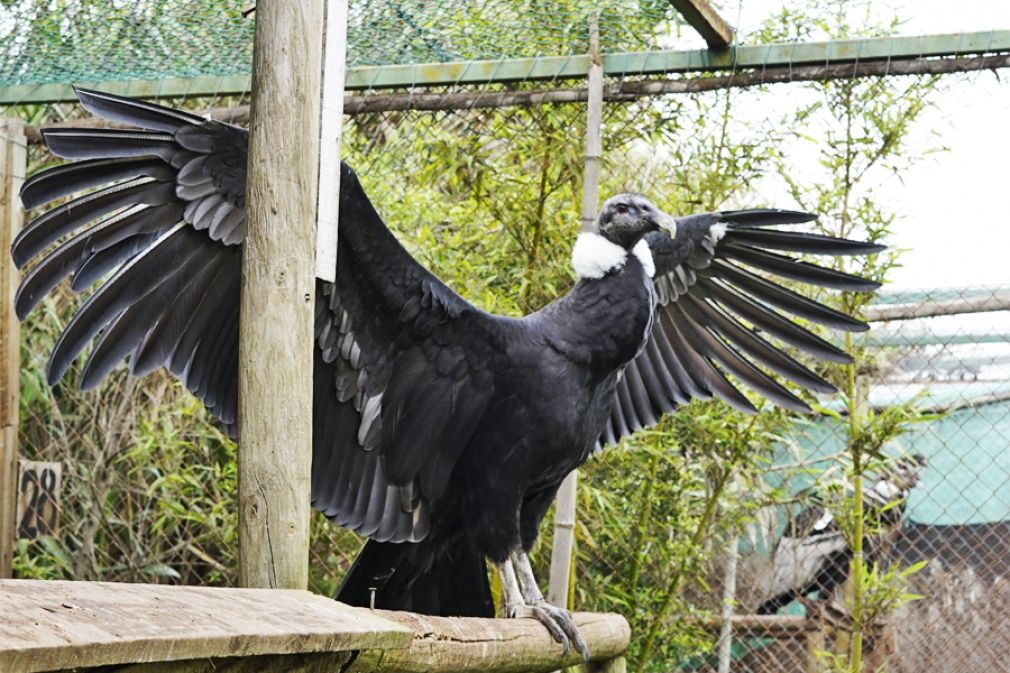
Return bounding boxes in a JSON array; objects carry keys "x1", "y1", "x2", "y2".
[
  {"x1": 668, "y1": 0, "x2": 734, "y2": 48},
  {"x1": 346, "y1": 611, "x2": 630, "y2": 673},
  {"x1": 238, "y1": 1, "x2": 323, "y2": 590},
  {"x1": 0, "y1": 117, "x2": 26, "y2": 580},
  {"x1": 0, "y1": 580, "x2": 412, "y2": 673}
]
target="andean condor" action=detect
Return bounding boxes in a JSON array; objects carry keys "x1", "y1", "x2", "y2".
[
  {"x1": 756, "y1": 454, "x2": 927, "y2": 615},
  {"x1": 11, "y1": 89, "x2": 885, "y2": 658}
]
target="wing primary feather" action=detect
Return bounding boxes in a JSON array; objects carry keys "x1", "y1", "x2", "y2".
[
  {"x1": 12, "y1": 178, "x2": 176, "y2": 267},
  {"x1": 662, "y1": 306, "x2": 756, "y2": 413},
  {"x1": 673, "y1": 305, "x2": 811, "y2": 413},
  {"x1": 648, "y1": 323, "x2": 708, "y2": 401},
  {"x1": 609, "y1": 386, "x2": 632, "y2": 438},
  {"x1": 40, "y1": 128, "x2": 178, "y2": 161},
  {"x1": 623, "y1": 358, "x2": 663, "y2": 426},
  {"x1": 47, "y1": 223, "x2": 196, "y2": 385},
  {"x1": 167, "y1": 253, "x2": 240, "y2": 376},
  {"x1": 714, "y1": 260, "x2": 869, "y2": 332},
  {"x1": 81, "y1": 243, "x2": 215, "y2": 389},
  {"x1": 132, "y1": 252, "x2": 230, "y2": 376},
  {"x1": 657, "y1": 308, "x2": 719, "y2": 398},
  {"x1": 20, "y1": 157, "x2": 174, "y2": 210},
  {"x1": 74, "y1": 87, "x2": 205, "y2": 133},
  {"x1": 71, "y1": 233, "x2": 161, "y2": 291},
  {"x1": 698, "y1": 277, "x2": 852, "y2": 364},
  {"x1": 725, "y1": 228, "x2": 886, "y2": 256},
  {"x1": 642, "y1": 334, "x2": 691, "y2": 405},
  {"x1": 15, "y1": 203, "x2": 176, "y2": 319},
  {"x1": 614, "y1": 374, "x2": 644, "y2": 433},
  {"x1": 718, "y1": 209, "x2": 817, "y2": 227},
  {"x1": 681, "y1": 294, "x2": 836, "y2": 394},
  {"x1": 720, "y1": 242, "x2": 882, "y2": 291}
]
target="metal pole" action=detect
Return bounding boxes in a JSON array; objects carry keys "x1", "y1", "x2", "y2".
[
  {"x1": 238, "y1": 1, "x2": 325, "y2": 590},
  {"x1": 549, "y1": 15, "x2": 604, "y2": 608}
]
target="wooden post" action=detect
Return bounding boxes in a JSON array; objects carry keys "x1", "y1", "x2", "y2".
[
  {"x1": 0, "y1": 118, "x2": 26, "y2": 579},
  {"x1": 549, "y1": 16, "x2": 604, "y2": 609},
  {"x1": 238, "y1": 1, "x2": 325, "y2": 590}
]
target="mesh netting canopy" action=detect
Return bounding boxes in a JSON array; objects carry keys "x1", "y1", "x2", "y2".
[{"x1": 0, "y1": 0, "x2": 681, "y2": 88}]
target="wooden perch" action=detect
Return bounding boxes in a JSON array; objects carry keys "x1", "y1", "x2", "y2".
[
  {"x1": 349, "y1": 611, "x2": 630, "y2": 673},
  {"x1": 0, "y1": 580, "x2": 629, "y2": 673}
]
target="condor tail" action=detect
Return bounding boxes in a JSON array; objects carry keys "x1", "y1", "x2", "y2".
[{"x1": 336, "y1": 538, "x2": 493, "y2": 617}]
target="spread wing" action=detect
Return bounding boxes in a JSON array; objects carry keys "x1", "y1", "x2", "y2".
[
  {"x1": 601, "y1": 209, "x2": 884, "y2": 447},
  {"x1": 13, "y1": 88, "x2": 503, "y2": 543}
]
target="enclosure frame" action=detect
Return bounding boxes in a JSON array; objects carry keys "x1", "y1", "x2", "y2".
[{"x1": 2, "y1": 2, "x2": 1010, "y2": 671}]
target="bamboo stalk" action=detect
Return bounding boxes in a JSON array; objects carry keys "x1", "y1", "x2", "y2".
[{"x1": 548, "y1": 14, "x2": 604, "y2": 610}]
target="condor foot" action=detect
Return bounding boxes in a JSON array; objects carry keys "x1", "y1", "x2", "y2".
[{"x1": 508, "y1": 599, "x2": 590, "y2": 662}]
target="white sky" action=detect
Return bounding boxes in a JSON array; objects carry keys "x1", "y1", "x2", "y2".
[{"x1": 690, "y1": 1, "x2": 1010, "y2": 290}]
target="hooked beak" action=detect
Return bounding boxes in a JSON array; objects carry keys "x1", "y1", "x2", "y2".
[{"x1": 655, "y1": 212, "x2": 677, "y2": 238}]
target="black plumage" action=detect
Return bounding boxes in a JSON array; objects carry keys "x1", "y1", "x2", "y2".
[
  {"x1": 13, "y1": 89, "x2": 885, "y2": 657},
  {"x1": 757, "y1": 455, "x2": 927, "y2": 615}
]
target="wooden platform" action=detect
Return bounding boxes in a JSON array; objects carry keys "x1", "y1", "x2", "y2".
[
  {"x1": 0, "y1": 580, "x2": 630, "y2": 673},
  {"x1": 0, "y1": 579, "x2": 410, "y2": 672}
]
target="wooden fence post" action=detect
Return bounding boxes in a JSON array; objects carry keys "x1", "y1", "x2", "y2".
[
  {"x1": 549, "y1": 14, "x2": 604, "y2": 608},
  {"x1": 238, "y1": 1, "x2": 325, "y2": 590},
  {"x1": 0, "y1": 117, "x2": 26, "y2": 579}
]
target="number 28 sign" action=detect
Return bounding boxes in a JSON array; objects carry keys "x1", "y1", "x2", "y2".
[{"x1": 16, "y1": 461, "x2": 61, "y2": 539}]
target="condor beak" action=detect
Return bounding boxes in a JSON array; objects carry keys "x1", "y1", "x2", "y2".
[{"x1": 656, "y1": 212, "x2": 677, "y2": 238}]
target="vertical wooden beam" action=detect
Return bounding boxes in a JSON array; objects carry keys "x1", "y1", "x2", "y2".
[
  {"x1": 314, "y1": 0, "x2": 348, "y2": 283},
  {"x1": 0, "y1": 118, "x2": 26, "y2": 579},
  {"x1": 550, "y1": 16, "x2": 603, "y2": 608},
  {"x1": 238, "y1": 1, "x2": 324, "y2": 590},
  {"x1": 668, "y1": 0, "x2": 735, "y2": 48}
]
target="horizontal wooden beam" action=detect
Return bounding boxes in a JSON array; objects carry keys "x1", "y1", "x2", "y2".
[
  {"x1": 669, "y1": 0, "x2": 734, "y2": 48},
  {"x1": 21, "y1": 54, "x2": 1010, "y2": 146},
  {"x1": 865, "y1": 290, "x2": 1010, "y2": 321},
  {"x1": 3, "y1": 30, "x2": 1010, "y2": 104}
]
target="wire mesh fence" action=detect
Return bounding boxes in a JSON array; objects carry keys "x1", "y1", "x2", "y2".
[{"x1": 3, "y1": 2, "x2": 1010, "y2": 673}]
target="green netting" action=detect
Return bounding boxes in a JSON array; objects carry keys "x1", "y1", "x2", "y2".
[{"x1": 0, "y1": 0, "x2": 680, "y2": 89}]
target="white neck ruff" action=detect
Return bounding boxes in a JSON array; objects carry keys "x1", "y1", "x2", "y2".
[{"x1": 572, "y1": 233, "x2": 655, "y2": 279}]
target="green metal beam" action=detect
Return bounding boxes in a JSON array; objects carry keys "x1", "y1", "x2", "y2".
[{"x1": 3, "y1": 30, "x2": 1010, "y2": 104}]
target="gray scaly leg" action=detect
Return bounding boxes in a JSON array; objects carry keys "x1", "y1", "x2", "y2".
[{"x1": 495, "y1": 554, "x2": 590, "y2": 661}]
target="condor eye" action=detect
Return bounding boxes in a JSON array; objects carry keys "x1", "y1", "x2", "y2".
[{"x1": 616, "y1": 203, "x2": 628, "y2": 214}]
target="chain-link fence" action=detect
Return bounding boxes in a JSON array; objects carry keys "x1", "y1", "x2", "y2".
[{"x1": 3, "y1": 2, "x2": 1010, "y2": 673}]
